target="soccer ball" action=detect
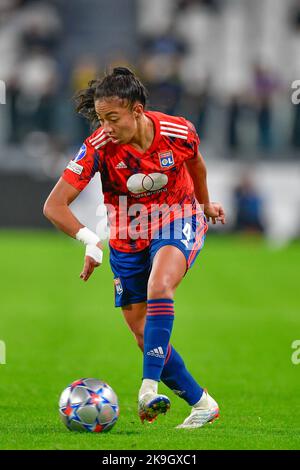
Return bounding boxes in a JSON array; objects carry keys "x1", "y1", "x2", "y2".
[{"x1": 59, "y1": 378, "x2": 119, "y2": 432}]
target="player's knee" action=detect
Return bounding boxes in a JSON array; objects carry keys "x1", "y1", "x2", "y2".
[{"x1": 147, "y1": 276, "x2": 174, "y2": 299}]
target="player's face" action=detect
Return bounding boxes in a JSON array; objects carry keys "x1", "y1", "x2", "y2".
[{"x1": 95, "y1": 97, "x2": 142, "y2": 145}]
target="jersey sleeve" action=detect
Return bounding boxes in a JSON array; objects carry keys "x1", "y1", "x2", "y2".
[
  {"x1": 62, "y1": 140, "x2": 101, "y2": 191},
  {"x1": 182, "y1": 120, "x2": 200, "y2": 161}
]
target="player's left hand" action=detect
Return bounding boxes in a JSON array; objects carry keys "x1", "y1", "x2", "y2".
[{"x1": 204, "y1": 202, "x2": 226, "y2": 225}]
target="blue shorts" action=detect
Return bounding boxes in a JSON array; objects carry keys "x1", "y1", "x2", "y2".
[{"x1": 109, "y1": 214, "x2": 207, "y2": 307}]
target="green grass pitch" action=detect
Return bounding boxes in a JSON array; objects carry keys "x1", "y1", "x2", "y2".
[{"x1": 0, "y1": 230, "x2": 299, "y2": 450}]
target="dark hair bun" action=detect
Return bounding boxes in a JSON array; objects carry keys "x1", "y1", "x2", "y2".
[{"x1": 112, "y1": 67, "x2": 134, "y2": 77}]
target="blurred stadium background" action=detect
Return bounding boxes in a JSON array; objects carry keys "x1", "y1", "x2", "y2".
[
  {"x1": 0, "y1": 0, "x2": 300, "y2": 242},
  {"x1": 0, "y1": 0, "x2": 300, "y2": 450}
]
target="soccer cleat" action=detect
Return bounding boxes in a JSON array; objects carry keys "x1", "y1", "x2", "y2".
[
  {"x1": 138, "y1": 392, "x2": 171, "y2": 423},
  {"x1": 176, "y1": 390, "x2": 219, "y2": 429}
]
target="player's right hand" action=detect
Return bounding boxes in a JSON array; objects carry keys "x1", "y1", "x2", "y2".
[{"x1": 80, "y1": 242, "x2": 103, "y2": 281}]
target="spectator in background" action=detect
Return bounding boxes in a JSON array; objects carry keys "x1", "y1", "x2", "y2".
[
  {"x1": 233, "y1": 174, "x2": 265, "y2": 234},
  {"x1": 140, "y1": 27, "x2": 186, "y2": 114},
  {"x1": 178, "y1": 79, "x2": 210, "y2": 139},
  {"x1": 227, "y1": 95, "x2": 241, "y2": 151},
  {"x1": 253, "y1": 64, "x2": 279, "y2": 152},
  {"x1": 1, "y1": 0, "x2": 62, "y2": 142},
  {"x1": 291, "y1": 101, "x2": 300, "y2": 149},
  {"x1": 290, "y1": 1, "x2": 300, "y2": 150},
  {"x1": 71, "y1": 56, "x2": 100, "y2": 144},
  {"x1": 15, "y1": 48, "x2": 60, "y2": 140},
  {"x1": 0, "y1": 0, "x2": 27, "y2": 143}
]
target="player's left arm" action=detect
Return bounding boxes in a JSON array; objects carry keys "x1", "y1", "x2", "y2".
[{"x1": 185, "y1": 150, "x2": 226, "y2": 224}]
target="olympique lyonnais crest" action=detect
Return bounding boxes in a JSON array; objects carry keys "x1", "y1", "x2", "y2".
[
  {"x1": 159, "y1": 151, "x2": 175, "y2": 168},
  {"x1": 114, "y1": 278, "x2": 123, "y2": 295}
]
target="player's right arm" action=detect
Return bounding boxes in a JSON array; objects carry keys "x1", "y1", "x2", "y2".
[
  {"x1": 43, "y1": 178, "x2": 103, "y2": 281},
  {"x1": 43, "y1": 139, "x2": 103, "y2": 281},
  {"x1": 43, "y1": 177, "x2": 83, "y2": 237}
]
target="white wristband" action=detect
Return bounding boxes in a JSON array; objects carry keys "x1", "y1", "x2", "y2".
[
  {"x1": 76, "y1": 227, "x2": 100, "y2": 245},
  {"x1": 86, "y1": 244, "x2": 103, "y2": 264},
  {"x1": 76, "y1": 227, "x2": 103, "y2": 263}
]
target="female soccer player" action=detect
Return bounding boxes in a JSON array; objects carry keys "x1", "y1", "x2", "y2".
[{"x1": 44, "y1": 67, "x2": 225, "y2": 428}]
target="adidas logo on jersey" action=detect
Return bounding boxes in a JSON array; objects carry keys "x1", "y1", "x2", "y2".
[
  {"x1": 146, "y1": 347, "x2": 165, "y2": 359},
  {"x1": 115, "y1": 161, "x2": 127, "y2": 169}
]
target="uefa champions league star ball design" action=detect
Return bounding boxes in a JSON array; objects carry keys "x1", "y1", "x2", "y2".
[{"x1": 59, "y1": 378, "x2": 119, "y2": 432}]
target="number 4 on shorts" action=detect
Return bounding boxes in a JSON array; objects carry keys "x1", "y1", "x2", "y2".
[{"x1": 181, "y1": 222, "x2": 192, "y2": 249}]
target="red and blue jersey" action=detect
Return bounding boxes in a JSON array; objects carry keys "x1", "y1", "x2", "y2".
[{"x1": 62, "y1": 110, "x2": 204, "y2": 252}]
